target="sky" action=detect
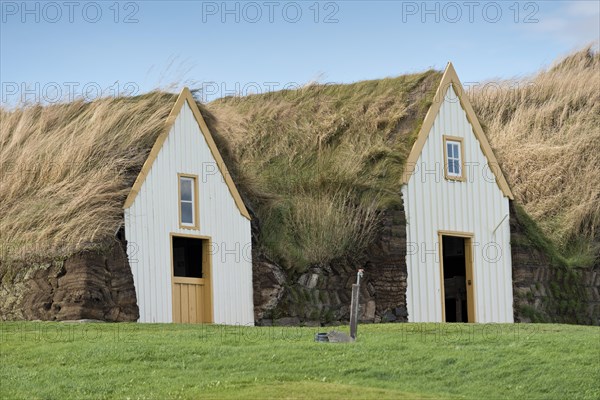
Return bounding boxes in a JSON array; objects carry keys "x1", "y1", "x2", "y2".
[{"x1": 0, "y1": 0, "x2": 598, "y2": 105}]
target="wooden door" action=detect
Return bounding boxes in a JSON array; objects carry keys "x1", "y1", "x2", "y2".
[
  {"x1": 464, "y1": 237, "x2": 475, "y2": 323},
  {"x1": 173, "y1": 277, "x2": 211, "y2": 323},
  {"x1": 171, "y1": 235, "x2": 213, "y2": 323}
]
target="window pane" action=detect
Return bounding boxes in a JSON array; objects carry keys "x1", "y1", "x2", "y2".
[
  {"x1": 181, "y1": 202, "x2": 193, "y2": 224},
  {"x1": 453, "y1": 159, "x2": 460, "y2": 175},
  {"x1": 448, "y1": 159, "x2": 455, "y2": 174},
  {"x1": 180, "y1": 178, "x2": 193, "y2": 201},
  {"x1": 447, "y1": 143, "x2": 453, "y2": 158},
  {"x1": 453, "y1": 144, "x2": 459, "y2": 159}
]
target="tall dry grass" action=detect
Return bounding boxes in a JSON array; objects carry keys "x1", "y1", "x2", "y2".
[
  {"x1": 207, "y1": 71, "x2": 442, "y2": 270},
  {"x1": 0, "y1": 92, "x2": 177, "y2": 261},
  {"x1": 5, "y1": 49, "x2": 595, "y2": 271},
  {"x1": 471, "y1": 47, "x2": 600, "y2": 253},
  {"x1": 280, "y1": 192, "x2": 379, "y2": 267}
]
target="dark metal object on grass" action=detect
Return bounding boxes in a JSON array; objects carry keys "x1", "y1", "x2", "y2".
[
  {"x1": 314, "y1": 331, "x2": 354, "y2": 343},
  {"x1": 315, "y1": 332, "x2": 329, "y2": 342}
]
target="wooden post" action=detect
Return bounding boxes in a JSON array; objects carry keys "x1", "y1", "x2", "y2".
[
  {"x1": 349, "y1": 284, "x2": 359, "y2": 339},
  {"x1": 349, "y1": 269, "x2": 364, "y2": 340}
]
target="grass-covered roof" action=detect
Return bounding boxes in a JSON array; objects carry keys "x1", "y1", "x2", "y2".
[
  {"x1": 206, "y1": 70, "x2": 443, "y2": 270},
  {"x1": 2, "y1": 48, "x2": 597, "y2": 270},
  {"x1": 471, "y1": 47, "x2": 599, "y2": 260},
  {"x1": 0, "y1": 92, "x2": 179, "y2": 261},
  {"x1": 0, "y1": 70, "x2": 442, "y2": 267}
]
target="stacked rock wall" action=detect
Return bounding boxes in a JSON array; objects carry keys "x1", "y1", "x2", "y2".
[
  {"x1": 254, "y1": 205, "x2": 408, "y2": 326},
  {"x1": 4, "y1": 201, "x2": 598, "y2": 326},
  {"x1": 510, "y1": 202, "x2": 599, "y2": 325},
  {"x1": 0, "y1": 240, "x2": 138, "y2": 322}
]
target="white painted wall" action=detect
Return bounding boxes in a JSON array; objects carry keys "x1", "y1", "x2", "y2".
[
  {"x1": 124, "y1": 101, "x2": 254, "y2": 325},
  {"x1": 401, "y1": 85, "x2": 513, "y2": 323}
]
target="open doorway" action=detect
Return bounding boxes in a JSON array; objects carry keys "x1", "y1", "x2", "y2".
[
  {"x1": 440, "y1": 233, "x2": 475, "y2": 322},
  {"x1": 171, "y1": 235, "x2": 212, "y2": 323},
  {"x1": 173, "y1": 236, "x2": 203, "y2": 278}
]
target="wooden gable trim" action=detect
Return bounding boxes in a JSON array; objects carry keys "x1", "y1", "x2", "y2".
[
  {"x1": 401, "y1": 63, "x2": 514, "y2": 199},
  {"x1": 123, "y1": 88, "x2": 252, "y2": 220}
]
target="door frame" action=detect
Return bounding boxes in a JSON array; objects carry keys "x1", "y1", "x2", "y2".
[
  {"x1": 170, "y1": 232, "x2": 214, "y2": 323},
  {"x1": 438, "y1": 230, "x2": 476, "y2": 323}
]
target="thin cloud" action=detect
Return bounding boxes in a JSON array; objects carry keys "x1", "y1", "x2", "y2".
[{"x1": 521, "y1": 1, "x2": 599, "y2": 45}]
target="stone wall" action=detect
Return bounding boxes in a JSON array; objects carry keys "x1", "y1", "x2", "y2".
[
  {"x1": 581, "y1": 267, "x2": 600, "y2": 324},
  {"x1": 254, "y1": 201, "x2": 600, "y2": 327},
  {"x1": 364, "y1": 206, "x2": 408, "y2": 322},
  {"x1": 252, "y1": 257, "x2": 287, "y2": 321},
  {"x1": 0, "y1": 240, "x2": 138, "y2": 322},
  {"x1": 254, "y1": 205, "x2": 408, "y2": 326},
  {"x1": 510, "y1": 202, "x2": 600, "y2": 325},
  {"x1": 5, "y1": 201, "x2": 597, "y2": 326}
]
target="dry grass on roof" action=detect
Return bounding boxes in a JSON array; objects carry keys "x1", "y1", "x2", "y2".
[
  {"x1": 0, "y1": 91, "x2": 178, "y2": 262},
  {"x1": 471, "y1": 47, "x2": 600, "y2": 255},
  {"x1": 206, "y1": 70, "x2": 442, "y2": 271},
  {"x1": 6, "y1": 49, "x2": 596, "y2": 272}
]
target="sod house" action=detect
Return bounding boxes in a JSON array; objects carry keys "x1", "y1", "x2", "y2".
[
  {"x1": 0, "y1": 88, "x2": 254, "y2": 324},
  {"x1": 4, "y1": 56, "x2": 596, "y2": 325},
  {"x1": 206, "y1": 63, "x2": 515, "y2": 324},
  {"x1": 400, "y1": 63, "x2": 514, "y2": 322}
]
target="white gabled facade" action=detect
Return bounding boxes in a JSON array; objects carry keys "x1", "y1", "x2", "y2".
[
  {"x1": 401, "y1": 64, "x2": 514, "y2": 323},
  {"x1": 123, "y1": 88, "x2": 254, "y2": 325}
]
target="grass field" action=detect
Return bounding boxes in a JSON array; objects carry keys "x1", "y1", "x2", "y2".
[{"x1": 1, "y1": 322, "x2": 598, "y2": 399}]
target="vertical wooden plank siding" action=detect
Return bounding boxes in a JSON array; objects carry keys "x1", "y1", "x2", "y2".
[
  {"x1": 402, "y1": 85, "x2": 513, "y2": 323},
  {"x1": 125, "y1": 102, "x2": 254, "y2": 325},
  {"x1": 188, "y1": 285, "x2": 197, "y2": 323},
  {"x1": 181, "y1": 287, "x2": 189, "y2": 323},
  {"x1": 173, "y1": 284, "x2": 181, "y2": 322},
  {"x1": 171, "y1": 281, "x2": 206, "y2": 323}
]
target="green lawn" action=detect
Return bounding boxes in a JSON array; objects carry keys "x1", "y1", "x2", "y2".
[{"x1": 1, "y1": 322, "x2": 598, "y2": 399}]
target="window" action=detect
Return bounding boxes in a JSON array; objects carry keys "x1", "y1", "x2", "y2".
[
  {"x1": 443, "y1": 136, "x2": 465, "y2": 181},
  {"x1": 178, "y1": 174, "x2": 199, "y2": 229}
]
